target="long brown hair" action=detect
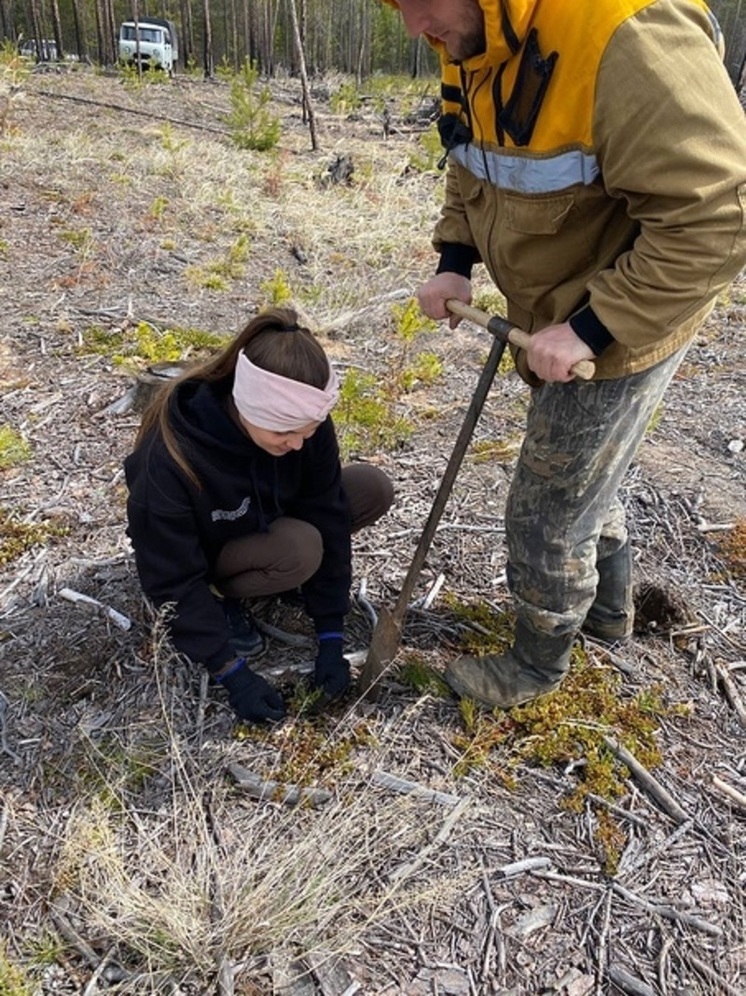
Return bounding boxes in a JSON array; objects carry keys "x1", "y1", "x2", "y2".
[{"x1": 136, "y1": 307, "x2": 331, "y2": 486}]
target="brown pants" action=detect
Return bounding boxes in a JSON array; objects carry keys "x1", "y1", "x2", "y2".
[{"x1": 213, "y1": 463, "x2": 393, "y2": 599}]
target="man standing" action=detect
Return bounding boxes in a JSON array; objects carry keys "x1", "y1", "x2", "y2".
[{"x1": 385, "y1": 0, "x2": 746, "y2": 708}]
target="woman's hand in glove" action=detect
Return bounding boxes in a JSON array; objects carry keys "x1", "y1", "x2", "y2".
[
  {"x1": 312, "y1": 635, "x2": 351, "y2": 699},
  {"x1": 214, "y1": 657, "x2": 286, "y2": 723}
]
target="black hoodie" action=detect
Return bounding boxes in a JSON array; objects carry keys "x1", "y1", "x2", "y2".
[{"x1": 124, "y1": 377, "x2": 352, "y2": 672}]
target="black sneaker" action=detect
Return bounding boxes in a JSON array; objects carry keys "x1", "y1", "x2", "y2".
[
  {"x1": 278, "y1": 586, "x2": 304, "y2": 607},
  {"x1": 222, "y1": 598, "x2": 265, "y2": 658}
]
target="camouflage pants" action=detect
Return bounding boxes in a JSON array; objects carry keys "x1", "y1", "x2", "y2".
[{"x1": 505, "y1": 345, "x2": 688, "y2": 638}]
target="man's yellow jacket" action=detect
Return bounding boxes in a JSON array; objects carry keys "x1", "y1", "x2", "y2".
[{"x1": 388, "y1": 0, "x2": 746, "y2": 380}]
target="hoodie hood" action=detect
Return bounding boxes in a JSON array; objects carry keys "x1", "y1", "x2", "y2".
[{"x1": 171, "y1": 377, "x2": 253, "y2": 467}]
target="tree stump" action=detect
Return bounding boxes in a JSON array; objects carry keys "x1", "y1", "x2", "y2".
[{"x1": 105, "y1": 361, "x2": 193, "y2": 416}]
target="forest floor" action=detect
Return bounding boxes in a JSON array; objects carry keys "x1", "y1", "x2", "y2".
[{"x1": 0, "y1": 64, "x2": 745, "y2": 996}]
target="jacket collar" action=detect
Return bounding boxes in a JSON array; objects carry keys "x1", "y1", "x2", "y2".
[{"x1": 384, "y1": 0, "x2": 537, "y2": 68}]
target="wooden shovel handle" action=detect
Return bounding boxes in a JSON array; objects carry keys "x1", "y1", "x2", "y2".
[{"x1": 446, "y1": 300, "x2": 595, "y2": 381}]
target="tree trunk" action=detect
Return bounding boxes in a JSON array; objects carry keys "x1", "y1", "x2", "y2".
[
  {"x1": 50, "y1": 0, "x2": 64, "y2": 59},
  {"x1": 230, "y1": 0, "x2": 239, "y2": 69},
  {"x1": 266, "y1": 0, "x2": 280, "y2": 75},
  {"x1": 180, "y1": 0, "x2": 195, "y2": 70},
  {"x1": 202, "y1": 0, "x2": 214, "y2": 78},
  {"x1": 104, "y1": 0, "x2": 117, "y2": 64},
  {"x1": 94, "y1": 0, "x2": 107, "y2": 65},
  {"x1": 411, "y1": 36, "x2": 423, "y2": 79},
  {"x1": 356, "y1": 0, "x2": 369, "y2": 83},
  {"x1": 300, "y1": 0, "x2": 308, "y2": 73},
  {"x1": 70, "y1": 0, "x2": 88, "y2": 62},
  {"x1": 29, "y1": 0, "x2": 44, "y2": 61},
  {"x1": 243, "y1": 0, "x2": 251, "y2": 66},
  {"x1": 132, "y1": 1, "x2": 141, "y2": 79},
  {"x1": 287, "y1": 0, "x2": 318, "y2": 151}
]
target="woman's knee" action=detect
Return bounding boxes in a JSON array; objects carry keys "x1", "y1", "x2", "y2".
[
  {"x1": 214, "y1": 518, "x2": 323, "y2": 595},
  {"x1": 267, "y1": 518, "x2": 324, "y2": 582},
  {"x1": 342, "y1": 463, "x2": 394, "y2": 532}
]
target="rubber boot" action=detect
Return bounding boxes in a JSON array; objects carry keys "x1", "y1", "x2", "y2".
[
  {"x1": 445, "y1": 620, "x2": 574, "y2": 710},
  {"x1": 582, "y1": 541, "x2": 634, "y2": 643}
]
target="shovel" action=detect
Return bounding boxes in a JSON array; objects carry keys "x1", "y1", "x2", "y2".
[{"x1": 358, "y1": 300, "x2": 595, "y2": 698}]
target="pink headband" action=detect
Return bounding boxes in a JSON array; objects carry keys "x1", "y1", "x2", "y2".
[{"x1": 232, "y1": 352, "x2": 340, "y2": 431}]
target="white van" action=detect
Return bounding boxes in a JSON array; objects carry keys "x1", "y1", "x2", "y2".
[
  {"x1": 118, "y1": 19, "x2": 179, "y2": 74},
  {"x1": 20, "y1": 39, "x2": 58, "y2": 61}
]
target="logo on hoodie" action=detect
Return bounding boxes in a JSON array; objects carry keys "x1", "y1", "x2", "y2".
[{"x1": 211, "y1": 496, "x2": 252, "y2": 522}]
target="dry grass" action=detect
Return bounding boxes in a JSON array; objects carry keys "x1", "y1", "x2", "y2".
[{"x1": 51, "y1": 665, "x2": 466, "y2": 991}]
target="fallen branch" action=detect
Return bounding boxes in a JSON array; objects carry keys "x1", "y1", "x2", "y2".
[
  {"x1": 388, "y1": 796, "x2": 469, "y2": 882},
  {"x1": 495, "y1": 855, "x2": 553, "y2": 879},
  {"x1": 410, "y1": 572, "x2": 446, "y2": 610},
  {"x1": 711, "y1": 774, "x2": 746, "y2": 810},
  {"x1": 50, "y1": 908, "x2": 104, "y2": 968},
  {"x1": 607, "y1": 965, "x2": 655, "y2": 996},
  {"x1": 389, "y1": 522, "x2": 506, "y2": 538},
  {"x1": 370, "y1": 769, "x2": 462, "y2": 807},
  {"x1": 594, "y1": 889, "x2": 613, "y2": 994},
  {"x1": 34, "y1": 88, "x2": 231, "y2": 136},
  {"x1": 611, "y1": 882, "x2": 722, "y2": 937},
  {"x1": 215, "y1": 955, "x2": 235, "y2": 996},
  {"x1": 585, "y1": 792, "x2": 648, "y2": 828},
  {"x1": 602, "y1": 735, "x2": 689, "y2": 825},
  {"x1": 697, "y1": 609, "x2": 746, "y2": 654},
  {"x1": 255, "y1": 619, "x2": 314, "y2": 648},
  {"x1": 533, "y1": 869, "x2": 604, "y2": 892},
  {"x1": 584, "y1": 639, "x2": 637, "y2": 676},
  {"x1": 227, "y1": 762, "x2": 332, "y2": 807},
  {"x1": 58, "y1": 587, "x2": 132, "y2": 631},
  {"x1": 696, "y1": 521, "x2": 736, "y2": 533},
  {"x1": 81, "y1": 949, "x2": 122, "y2": 996},
  {"x1": 617, "y1": 816, "x2": 695, "y2": 876},
  {"x1": 0, "y1": 690, "x2": 22, "y2": 764},
  {"x1": 712, "y1": 660, "x2": 746, "y2": 728},
  {"x1": 532, "y1": 871, "x2": 723, "y2": 937},
  {"x1": 685, "y1": 953, "x2": 743, "y2": 996}
]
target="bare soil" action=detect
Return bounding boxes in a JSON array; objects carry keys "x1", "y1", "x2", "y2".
[{"x1": 0, "y1": 67, "x2": 745, "y2": 996}]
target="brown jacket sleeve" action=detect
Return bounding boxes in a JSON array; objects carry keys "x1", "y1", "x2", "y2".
[{"x1": 588, "y1": 2, "x2": 746, "y2": 348}]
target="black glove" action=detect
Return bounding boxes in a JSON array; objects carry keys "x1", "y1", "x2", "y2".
[
  {"x1": 215, "y1": 658, "x2": 286, "y2": 723},
  {"x1": 312, "y1": 635, "x2": 351, "y2": 700}
]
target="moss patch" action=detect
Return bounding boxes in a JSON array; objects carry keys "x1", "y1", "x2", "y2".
[
  {"x1": 80, "y1": 322, "x2": 231, "y2": 369},
  {"x1": 717, "y1": 518, "x2": 746, "y2": 581},
  {"x1": 0, "y1": 425, "x2": 31, "y2": 469},
  {"x1": 0, "y1": 507, "x2": 68, "y2": 567},
  {"x1": 235, "y1": 716, "x2": 375, "y2": 789},
  {"x1": 450, "y1": 635, "x2": 690, "y2": 873}
]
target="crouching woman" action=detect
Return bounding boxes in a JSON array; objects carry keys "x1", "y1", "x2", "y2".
[{"x1": 124, "y1": 307, "x2": 393, "y2": 723}]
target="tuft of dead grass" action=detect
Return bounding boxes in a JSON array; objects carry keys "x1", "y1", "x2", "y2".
[{"x1": 44, "y1": 628, "x2": 468, "y2": 992}]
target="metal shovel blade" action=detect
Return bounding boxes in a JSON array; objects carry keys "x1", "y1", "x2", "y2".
[{"x1": 358, "y1": 604, "x2": 400, "y2": 698}]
